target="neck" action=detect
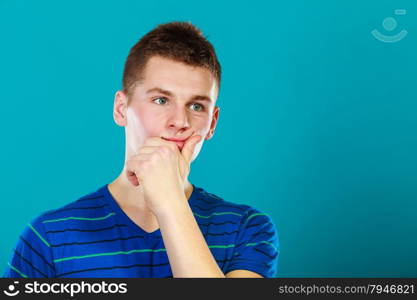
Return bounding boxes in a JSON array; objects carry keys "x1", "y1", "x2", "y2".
[{"x1": 108, "y1": 166, "x2": 194, "y2": 211}]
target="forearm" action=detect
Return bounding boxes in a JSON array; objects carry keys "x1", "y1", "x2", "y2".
[{"x1": 156, "y1": 194, "x2": 226, "y2": 278}]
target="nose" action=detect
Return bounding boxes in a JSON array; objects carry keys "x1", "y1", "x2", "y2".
[{"x1": 167, "y1": 104, "x2": 191, "y2": 130}]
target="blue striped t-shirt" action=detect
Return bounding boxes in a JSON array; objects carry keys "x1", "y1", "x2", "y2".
[{"x1": 4, "y1": 184, "x2": 279, "y2": 278}]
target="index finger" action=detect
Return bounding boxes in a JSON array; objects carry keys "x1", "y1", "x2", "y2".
[{"x1": 143, "y1": 136, "x2": 179, "y2": 153}]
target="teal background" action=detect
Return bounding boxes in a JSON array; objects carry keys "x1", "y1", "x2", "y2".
[{"x1": 1, "y1": 0, "x2": 416, "y2": 277}]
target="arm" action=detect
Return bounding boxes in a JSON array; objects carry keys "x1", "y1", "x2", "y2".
[
  {"x1": 156, "y1": 195, "x2": 226, "y2": 278},
  {"x1": 156, "y1": 194, "x2": 265, "y2": 278},
  {"x1": 124, "y1": 134, "x2": 270, "y2": 278}
]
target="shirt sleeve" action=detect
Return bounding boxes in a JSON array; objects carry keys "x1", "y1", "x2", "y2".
[
  {"x1": 3, "y1": 215, "x2": 56, "y2": 278},
  {"x1": 225, "y1": 207, "x2": 280, "y2": 278}
]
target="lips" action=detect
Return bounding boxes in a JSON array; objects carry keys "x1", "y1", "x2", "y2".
[
  {"x1": 163, "y1": 138, "x2": 187, "y2": 142},
  {"x1": 162, "y1": 137, "x2": 187, "y2": 150}
]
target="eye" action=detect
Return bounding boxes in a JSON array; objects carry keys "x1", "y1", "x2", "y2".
[
  {"x1": 153, "y1": 97, "x2": 168, "y2": 105},
  {"x1": 190, "y1": 103, "x2": 205, "y2": 112}
]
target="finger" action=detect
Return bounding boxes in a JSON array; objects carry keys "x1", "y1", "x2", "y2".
[
  {"x1": 136, "y1": 146, "x2": 160, "y2": 155},
  {"x1": 128, "y1": 152, "x2": 153, "y2": 162},
  {"x1": 143, "y1": 137, "x2": 179, "y2": 154},
  {"x1": 181, "y1": 134, "x2": 202, "y2": 164},
  {"x1": 125, "y1": 154, "x2": 152, "y2": 186}
]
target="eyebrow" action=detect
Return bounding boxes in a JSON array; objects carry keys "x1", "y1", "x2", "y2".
[{"x1": 146, "y1": 87, "x2": 212, "y2": 103}]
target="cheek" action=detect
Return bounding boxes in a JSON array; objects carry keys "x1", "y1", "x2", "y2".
[
  {"x1": 193, "y1": 117, "x2": 212, "y2": 136},
  {"x1": 125, "y1": 110, "x2": 146, "y2": 151},
  {"x1": 125, "y1": 107, "x2": 160, "y2": 148},
  {"x1": 138, "y1": 110, "x2": 165, "y2": 137}
]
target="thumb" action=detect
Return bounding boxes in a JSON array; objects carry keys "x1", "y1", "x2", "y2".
[{"x1": 181, "y1": 134, "x2": 202, "y2": 163}]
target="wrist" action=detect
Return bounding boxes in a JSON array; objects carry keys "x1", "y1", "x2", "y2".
[{"x1": 152, "y1": 192, "x2": 189, "y2": 218}]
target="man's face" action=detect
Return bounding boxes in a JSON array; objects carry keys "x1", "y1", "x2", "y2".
[{"x1": 114, "y1": 55, "x2": 220, "y2": 163}]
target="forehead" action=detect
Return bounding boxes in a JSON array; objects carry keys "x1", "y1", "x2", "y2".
[{"x1": 138, "y1": 55, "x2": 218, "y2": 100}]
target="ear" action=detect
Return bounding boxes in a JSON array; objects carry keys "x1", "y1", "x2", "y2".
[
  {"x1": 205, "y1": 106, "x2": 220, "y2": 140},
  {"x1": 113, "y1": 90, "x2": 128, "y2": 127}
]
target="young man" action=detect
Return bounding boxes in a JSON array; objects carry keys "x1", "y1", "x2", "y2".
[{"x1": 4, "y1": 21, "x2": 279, "y2": 278}]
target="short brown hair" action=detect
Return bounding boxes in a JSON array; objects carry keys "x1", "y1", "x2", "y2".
[{"x1": 122, "y1": 21, "x2": 221, "y2": 101}]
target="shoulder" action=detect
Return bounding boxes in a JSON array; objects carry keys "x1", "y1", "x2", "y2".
[
  {"x1": 27, "y1": 185, "x2": 110, "y2": 234},
  {"x1": 191, "y1": 185, "x2": 276, "y2": 227},
  {"x1": 37, "y1": 186, "x2": 107, "y2": 220},
  {"x1": 6, "y1": 186, "x2": 109, "y2": 278},
  {"x1": 191, "y1": 185, "x2": 251, "y2": 216},
  {"x1": 192, "y1": 185, "x2": 280, "y2": 277}
]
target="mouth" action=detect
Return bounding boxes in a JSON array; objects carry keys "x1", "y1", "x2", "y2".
[{"x1": 162, "y1": 137, "x2": 187, "y2": 150}]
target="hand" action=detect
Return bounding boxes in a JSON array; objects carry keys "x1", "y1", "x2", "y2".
[{"x1": 125, "y1": 132, "x2": 202, "y2": 214}]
